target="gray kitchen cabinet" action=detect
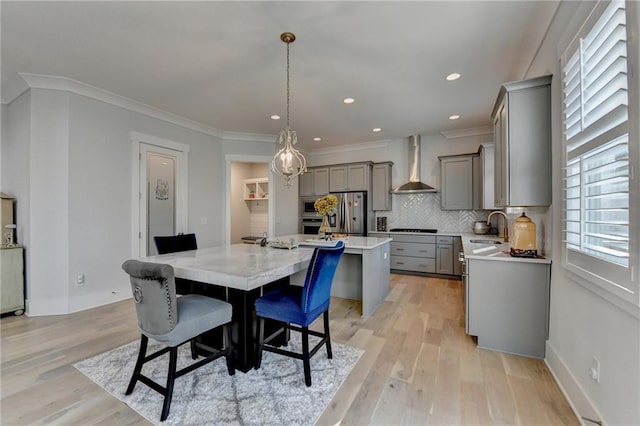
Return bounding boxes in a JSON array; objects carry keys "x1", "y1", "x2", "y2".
[
  {"x1": 1, "y1": 246, "x2": 25, "y2": 315},
  {"x1": 329, "y1": 162, "x2": 372, "y2": 192},
  {"x1": 435, "y1": 236, "x2": 454, "y2": 274},
  {"x1": 478, "y1": 143, "x2": 496, "y2": 210},
  {"x1": 299, "y1": 167, "x2": 329, "y2": 196},
  {"x1": 439, "y1": 154, "x2": 477, "y2": 210},
  {"x1": 453, "y1": 236, "x2": 462, "y2": 276},
  {"x1": 390, "y1": 234, "x2": 436, "y2": 273},
  {"x1": 472, "y1": 155, "x2": 481, "y2": 210},
  {"x1": 372, "y1": 162, "x2": 393, "y2": 211},
  {"x1": 467, "y1": 258, "x2": 550, "y2": 358},
  {"x1": 492, "y1": 75, "x2": 552, "y2": 207}
]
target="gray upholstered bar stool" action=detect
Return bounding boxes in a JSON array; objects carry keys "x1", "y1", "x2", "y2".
[{"x1": 122, "y1": 259, "x2": 235, "y2": 422}]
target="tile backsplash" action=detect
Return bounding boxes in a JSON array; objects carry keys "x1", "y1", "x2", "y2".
[
  {"x1": 375, "y1": 193, "x2": 487, "y2": 232},
  {"x1": 374, "y1": 193, "x2": 550, "y2": 255}
]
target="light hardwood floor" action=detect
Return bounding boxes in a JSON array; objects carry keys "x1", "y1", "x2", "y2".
[{"x1": 1, "y1": 274, "x2": 578, "y2": 425}]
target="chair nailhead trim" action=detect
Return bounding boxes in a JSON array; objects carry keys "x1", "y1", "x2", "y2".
[
  {"x1": 139, "y1": 276, "x2": 175, "y2": 330},
  {"x1": 162, "y1": 277, "x2": 175, "y2": 329}
]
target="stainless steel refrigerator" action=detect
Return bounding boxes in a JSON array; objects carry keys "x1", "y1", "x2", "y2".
[{"x1": 331, "y1": 192, "x2": 367, "y2": 236}]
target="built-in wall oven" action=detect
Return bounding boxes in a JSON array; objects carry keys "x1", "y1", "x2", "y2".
[
  {"x1": 300, "y1": 197, "x2": 320, "y2": 219},
  {"x1": 301, "y1": 197, "x2": 322, "y2": 234},
  {"x1": 301, "y1": 218, "x2": 323, "y2": 235},
  {"x1": 300, "y1": 197, "x2": 337, "y2": 234}
]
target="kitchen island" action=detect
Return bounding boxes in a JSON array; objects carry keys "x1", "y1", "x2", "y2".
[{"x1": 279, "y1": 234, "x2": 392, "y2": 317}]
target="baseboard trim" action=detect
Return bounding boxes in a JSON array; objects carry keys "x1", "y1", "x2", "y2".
[{"x1": 545, "y1": 340, "x2": 603, "y2": 425}]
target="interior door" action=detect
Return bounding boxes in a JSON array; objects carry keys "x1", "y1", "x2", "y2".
[
  {"x1": 146, "y1": 152, "x2": 175, "y2": 255},
  {"x1": 139, "y1": 143, "x2": 186, "y2": 257}
]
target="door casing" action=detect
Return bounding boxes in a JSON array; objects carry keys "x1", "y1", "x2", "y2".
[
  {"x1": 131, "y1": 132, "x2": 189, "y2": 258},
  {"x1": 225, "y1": 154, "x2": 275, "y2": 244}
]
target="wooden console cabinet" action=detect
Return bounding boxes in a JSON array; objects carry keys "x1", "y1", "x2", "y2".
[{"x1": 1, "y1": 246, "x2": 25, "y2": 315}]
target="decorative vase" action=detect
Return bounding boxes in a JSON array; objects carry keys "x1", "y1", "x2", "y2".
[{"x1": 318, "y1": 215, "x2": 332, "y2": 236}]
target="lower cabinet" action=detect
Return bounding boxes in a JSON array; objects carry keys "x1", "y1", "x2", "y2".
[
  {"x1": 436, "y1": 236, "x2": 454, "y2": 274},
  {"x1": 390, "y1": 234, "x2": 461, "y2": 277},
  {"x1": 390, "y1": 234, "x2": 436, "y2": 273},
  {"x1": 1, "y1": 246, "x2": 25, "y2": 315},
  {"x1": 466, "y1": 258, "x2": 550, "y2": 358}
]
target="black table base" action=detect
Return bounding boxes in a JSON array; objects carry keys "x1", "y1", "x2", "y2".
[{"x1": 185, "y1": 277, "x2": 290, "y2": 373}]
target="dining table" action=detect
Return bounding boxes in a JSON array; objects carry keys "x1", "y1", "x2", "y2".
[
  {"x1": 142, "y1": 235, "x2": 391, "y2": 372},
  {"x1": 143, "y1": 243, "x2": 315, "y2": 372}
]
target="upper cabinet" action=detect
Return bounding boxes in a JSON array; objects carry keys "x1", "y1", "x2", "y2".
[
  {"x1": 372, "y1": 162, "x2": 393, "y2": 211},
  {"x1": 492, "y1": 75, "x2": 552, "y2": 207},
  {"x1": 439, "y1": 154, "x2": 478, "y2": 210},
  {"x1": 243, "y1": 177, "x2": 269, "y2": 200},
  {"x1": 329, "y1": 162, "x2": 372, "y2": 192},
  {"x1": 299, "y1": 167, "x2": 329, "y2": 196},
  {"x1": 478, "y1": 143, "x2": 496, "y2": 210}
]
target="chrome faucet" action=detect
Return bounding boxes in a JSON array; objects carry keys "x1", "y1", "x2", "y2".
[{"x1": 487, "y1": 211, "x2": 509, "y2": 242}]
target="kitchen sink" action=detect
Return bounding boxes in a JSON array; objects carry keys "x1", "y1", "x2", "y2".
[{"x1": 469, "y1": 239, "x2": 502, "y2": 244}]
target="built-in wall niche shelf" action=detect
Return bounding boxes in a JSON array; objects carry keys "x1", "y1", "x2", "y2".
[{"x1": 243, "y1": 178, "x2": 269, "y2": 201}]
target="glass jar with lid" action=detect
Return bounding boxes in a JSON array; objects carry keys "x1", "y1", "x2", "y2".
[{"x1": 512, "y1": 212, "x2": 536, "y2": 251}]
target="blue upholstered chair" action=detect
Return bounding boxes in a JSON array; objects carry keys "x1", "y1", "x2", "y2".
[
  {"x1": 122, "y1": 259, "x2": 235, "y2": 422},
  {"x1": 254, "y1": 240, "x2": 345, "y2": 386}
]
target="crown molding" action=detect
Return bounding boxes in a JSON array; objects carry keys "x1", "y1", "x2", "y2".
[
  {"x1": 222, "y1": 131, "x2": 276, "y2": 143},
  {"x1": 309, "y1": 139, "x2": 391, "y2": 156},
  {"x1": 18, "y1": 73, "x2": 224, "y2": 138},
  {"x1": 440, "y1": 125, "x2": 493, "y2": 140}
]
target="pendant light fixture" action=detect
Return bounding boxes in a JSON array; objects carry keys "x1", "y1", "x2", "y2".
[{"x1": 272, "y1": 32, "x2": 306, "y2": 187}]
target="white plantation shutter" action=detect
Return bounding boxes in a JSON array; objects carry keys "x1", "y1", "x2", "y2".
[{"x1": 562, "y1": 0, "x2": 634, "y2": 298}]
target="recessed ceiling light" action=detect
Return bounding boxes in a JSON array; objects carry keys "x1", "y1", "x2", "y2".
[
  {"x1": 313, "y1": 137, "x2": 322, "y2": 142},
  {"x1": 446, "y1": 73, "x2": 461, "y2": 81},
  {"x1": 449, "y1": 114, "x2": 460, "y2": 120},
  {"x1": 372, "y1": 128, "x2": 382, "y2": 132},
  {"x1": 343, "y1": 97, "x2": 355, "y2": 104},
  {"x1": 270, "y1": 114, "x2": 280, "y2": 120}
]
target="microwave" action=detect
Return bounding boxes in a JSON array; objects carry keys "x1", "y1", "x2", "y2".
[{"x1": 300, "y1": 197, "x2": 321, "y2": 218}]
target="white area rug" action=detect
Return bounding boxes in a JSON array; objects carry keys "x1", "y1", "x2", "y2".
[{"x1": 74, "y1": 334, "x2": 363, "y2": 425}]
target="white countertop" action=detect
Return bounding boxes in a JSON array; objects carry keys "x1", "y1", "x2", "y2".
[
  {"x1": 368, "y1": 230, "x2": 463, "y2": 237},
  {"x1": 460, "y1": 234, "x2": 551, "y2": 264},
  {"x1": 282, "y1": 234, "x2": 392, "y2": 250},
  {"x1": 368, "y1": 230, "x2": 550, "y2": 264}
]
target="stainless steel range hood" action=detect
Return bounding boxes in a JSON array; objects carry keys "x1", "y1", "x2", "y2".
[{"x1": 392, "y1": 135, "x2": 438, "y2": 193}]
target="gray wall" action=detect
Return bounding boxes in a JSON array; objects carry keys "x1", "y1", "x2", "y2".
[
  {"x1": 526, "y1": 2, "x2": 640, "y2": 425},
  {"x1": 3, "y1": 88, "x2": 227, "y2": 314}
]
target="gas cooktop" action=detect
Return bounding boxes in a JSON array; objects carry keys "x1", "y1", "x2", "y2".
[{"x1": 389, "y1": 228, "x2": 438, "y2": 233}]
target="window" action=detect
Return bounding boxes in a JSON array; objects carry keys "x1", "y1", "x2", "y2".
[{"x1": 561, "y1": 0, "x2": 637, "y2": 303}]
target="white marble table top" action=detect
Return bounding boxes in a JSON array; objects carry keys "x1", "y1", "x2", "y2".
[
  {"x1": 143, "y1": 235, "x2": 392, "y2": 292},
  {"x1": 143, "y1": 244, "x2": 315, "y2": 291}
]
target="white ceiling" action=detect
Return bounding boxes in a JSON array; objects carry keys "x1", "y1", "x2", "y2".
[{"x1": 1, "y1": 1, "x2": 559, "y2": 150}]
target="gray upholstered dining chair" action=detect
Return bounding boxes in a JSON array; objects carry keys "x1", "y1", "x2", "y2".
[{"x1": 122, "y1": 259, "x2": 235, "y2": 422}]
